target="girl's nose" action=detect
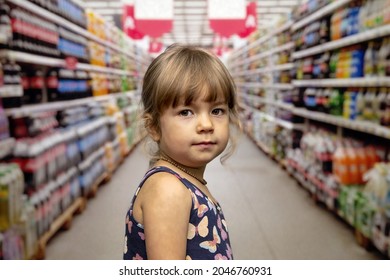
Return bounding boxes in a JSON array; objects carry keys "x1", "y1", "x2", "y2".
[{"x1": 197, "y1": 113, "x2": 214, "y2": 133}]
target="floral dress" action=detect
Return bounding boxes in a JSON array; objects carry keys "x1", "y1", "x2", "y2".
[{"x1": 123, "y1": 166, "x2": 233, "y2": 260}]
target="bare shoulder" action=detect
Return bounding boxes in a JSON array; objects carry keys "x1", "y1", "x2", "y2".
[
  {"x1": 140, "y1": 171, "x2": 192, "y2": 208},
  {"x1": 140, "y1": 172, "x2": 192, "y2": 259}
]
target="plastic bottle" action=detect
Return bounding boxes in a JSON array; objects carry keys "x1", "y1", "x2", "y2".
[
  {"x1": 364, "y1": 41, "x2": 375, "y2": 77},
  {"x1": 333, "y1": 145, "x2": 351, "y2": 185},
  {"x1": 363, "y1": 88, "x2": 375, "y2": 121},
  {"x1": 346, "y1": 146, "x2": 360, "y2": 185},
  {"x1": 0, "y1": 0, "x2": 12, "y2": 48},
  {"x1": 378, "y1": 87, "x2": 387, "y2": 126},
  {"x1": 356, "y1": 89, "x2": 365, "y2": 120},
  {"x1": 358, "y1": 0, "x2": 368, "y2": 32},
  {"x1": 356, "y1": 147, "x2": 369, "y2": 184},
  {"x1": 365, "y1": 145, "x2": 379, "y2": 169},
  {"x1": 384, "y1": 88, "x2": 390, "y2": 127},
  {"x1": 378, "y1": 38, "x2": 389, "y2": 77}
]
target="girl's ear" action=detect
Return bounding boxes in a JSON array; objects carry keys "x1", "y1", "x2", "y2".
[{"x1": 144, "y1": 113, "x2": 160, "y2": 142}]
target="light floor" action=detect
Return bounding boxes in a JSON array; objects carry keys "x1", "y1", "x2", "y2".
[{"x1": 45, "y1": 135, "x2": 384, "y2": 260}]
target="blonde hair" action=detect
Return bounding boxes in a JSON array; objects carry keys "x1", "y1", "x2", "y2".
[{"x1": 140, "y1": 44, "x2": 241, "y2": 164}]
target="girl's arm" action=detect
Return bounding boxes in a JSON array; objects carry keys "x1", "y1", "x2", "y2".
[{"x1": 141, "y1": 172, "x2": 192, "y2": 259}]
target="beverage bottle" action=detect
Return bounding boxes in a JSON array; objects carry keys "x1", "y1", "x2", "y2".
[
  {"x1": 384, "y1": 88, "x2": 390, "y2": 126},
  {"x1": 377, "y1": 39, "x2": 386, "y2": 77},
  {"x1": 365, "y1": 145, "x2": 379, "y2": 169},
  {"x1": 378, "y1": 87, "x2": 387, "y2": 126},
  {"x1": 371, "y1": 88, "x2": 381, "y2": 123},
  {"x1": 346, "y1": 146, "x2": 360, "y2": 185},
  {"x1": 343, "y1": 89, "x2": 351, "y2": 119},
  {"x1": 27, "y1": 68, "x2": 44, "y2": 104},
  {"x1": 356, "y1": 147, "x2": 368, "y2": 184},
  {"x1": 46, "y1": 68, "x2": 59, "y2": 102},
  {"x1": 335, "y1": 145, "x2": 351, "y2": 185},
  {"x1": 1, "y1": 59, "x2": 22, "y2": 108},
  {"x1": 0, "y1": 0, "x2": 12, "y2": 48},
  {"x1": 356, "y1": 88, "x2": 365, "y2": 120},
  {"x1": 329, "y1": 51, "x2": 339, "y2": 78},
  {"x1": 358, "y1": 0, "x2": 368, "y2": 32},
  {"x1": 364, "y1": 41, "x2": 375, "y2": 77},
  {"x1": 363, "y1": 88, "x2": 375, "y2": 121}
]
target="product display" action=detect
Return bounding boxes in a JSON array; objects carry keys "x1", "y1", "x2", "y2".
[
  {"x1": 229, "y1": 0, "x2": 390, "y2": 258},
  {"x1": 1, "y1": 0, "x2": 389, "y2": 261},
  {"x1": 0, "y1": 0, "x2": 147, "y2": 260}
]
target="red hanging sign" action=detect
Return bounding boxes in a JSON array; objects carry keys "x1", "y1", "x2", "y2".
[
  {"x1": 123, "y1": 5, "x2": 145, "y2": 40},
  {"x1": 134, "y1": 0, "x2": 173, "y2": 38},
  {"x1": 238, "y1": 2, "x2": 257, "y2": 38},
  {"x1": 208, "y1": 0, "x2": 246, "y2": 37}
]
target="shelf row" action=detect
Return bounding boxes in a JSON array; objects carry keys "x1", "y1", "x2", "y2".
[
  {"x1": 4, "y1": 91, "x2": 137, "y2": 117},
  {"x1": 8, "y1": 0, "x2": 136, "y2": 60},
  {"x1": 240, "y1": 92, "x2": 390, "y2": 140},
  {"x1": 0, "y1": 50, "x2": 134, "y2": 78},
  {"x1": 231, "y1": 63, "x2": 295, "y2": 76}
]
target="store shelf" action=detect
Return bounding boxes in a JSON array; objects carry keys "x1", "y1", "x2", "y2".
[
  {"x1": 293, "y1": 77, "x2": 390, "y2": 87},
  {"x1": 0, "y1": 50, "x2": 133, "y2": 76},
  {"x1": 5, "y1": 91, "x2": 136, "y2": 117},
  {"x1": 236, "y1": 82, "x2": 294, "y2": 90},
  {"x1": 291, "y1": 0, "x2": 353, "y2": 31},
  {"x1": 8, "y1": 0, "x2": 135, "y2": 59},
  {"x1": 231, "y1": 21, "x2": 293, "y2": 60},
  {"x1": 240, "y1": 102, "x2": 304, "y2": 131},
  {"x1": 233, "y1": 63, "x2": 295, "y2": 76},
  {"x1": 230, "y1": 42, "x2": 295, "y2": 68},
  {"x1": 243, "y1": 91, "x2": 390, "y2": 139},
  {"x1": 242, "y1": 93, "x2": 295, "y2": 111},
  {"x1": 293, "y1": 24, "x2": 390, "y2": 59},
  {"x1": 36, "y1": 196, "x2": 86, "y2": 259},
  {"x1": 292, "y1": 107, "x2": 390, "y2": 139}
]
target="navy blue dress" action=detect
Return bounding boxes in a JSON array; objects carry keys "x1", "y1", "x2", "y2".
[{"x1": 123, "y1": 166, "x2": 233, "y2": 260}]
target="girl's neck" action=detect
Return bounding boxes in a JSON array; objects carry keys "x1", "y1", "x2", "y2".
[{"x1": 158, "y1": 153, "x2": 207, "y2": 185}]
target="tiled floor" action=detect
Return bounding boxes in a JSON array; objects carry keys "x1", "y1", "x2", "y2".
[{"x1": 45, "y1": 135, "x2": 383, "y2": 260}]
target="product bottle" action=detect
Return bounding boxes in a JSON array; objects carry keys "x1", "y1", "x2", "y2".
[
  {"x1": 358, "y1": 0, "x2": 368, "y2": 32},
  {"x1": 46, "y1": 68, "x2": 59, "y2": 102},
  {"x1": 378, "y1": 87, "x2": 387, "y2": 125},
  {"x1": 346, "y1": 146, "x2": 360, "y2": 185},
  {"x1": 27, "y1": 68, "x2": 44, "y2": 104},
  {"x1": 384, "y1": 88, "x2": 390, "y2": 126},
  {"x1": 362, "y1": 88, "x2": 375, "y2": 121},
  {"x1": 364, "y1": 41, "x2": 375, "y2": 77},
  {"x1": 365, "y1": 145, "x2": 379, "y2": 169},
  {"x1": 356, "y1": 147, "x2": 368, "y2": 184},
  {"x1": 343, "y1": 89, "x2": 351, "y2": 119},
  {"x1": 0, "y1": 0, "x2": 12, "y2": 48},
  {"x1": 333, "y1": 145, "x2": 351, "y2": 185},
  {"x1": 356, "y1": 88, "x2": 365, "y2": 120}
]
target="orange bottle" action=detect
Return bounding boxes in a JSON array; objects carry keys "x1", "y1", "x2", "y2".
[
  {"x1": 333, "y1": 146, "x2": 351, "y2": 185},
  {"x1": 365, "y1": 146, "x2": 379, "y2": 169},
  {"x1": 346, "y1": 147, "x2": 360, "y2": 185},
  {"x1": 356, "y1": 147, "x2": 369, "y2": 184}
]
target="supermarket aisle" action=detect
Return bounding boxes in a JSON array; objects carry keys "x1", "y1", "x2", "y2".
[{"x1": 45, "y1": 135, "x2": 383, "y2": 260}]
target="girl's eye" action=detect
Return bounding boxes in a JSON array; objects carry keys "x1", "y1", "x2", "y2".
[
  {"x1": 211, "y1": 108, "x2": 225, "y2": 115},
  {"x1": 179, "y1": 110, "x2": 193, "y2": 117}
]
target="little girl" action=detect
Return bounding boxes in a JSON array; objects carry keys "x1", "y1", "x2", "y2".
[{"x1": 123, "y1": 44, "x2": 240, "y2": 260}]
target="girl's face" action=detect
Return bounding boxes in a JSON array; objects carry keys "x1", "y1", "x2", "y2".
[{"x1": 155, "y1": 93, "x2": 230, "y2": 168}]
